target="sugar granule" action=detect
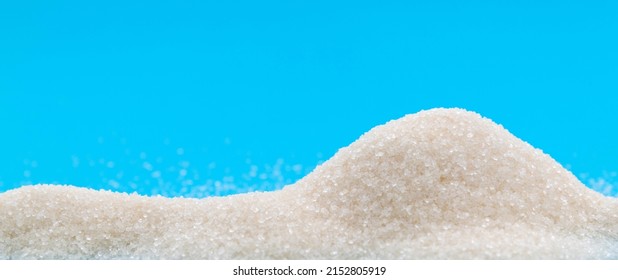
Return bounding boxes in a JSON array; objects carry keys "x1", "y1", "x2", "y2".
[{"x1": 1, "y1": 108, "x2": 616, "y2": 259}]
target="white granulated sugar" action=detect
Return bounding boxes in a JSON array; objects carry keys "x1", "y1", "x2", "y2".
[{"x1": 1, "y1": 108, "x2": 616, "y2": 259}]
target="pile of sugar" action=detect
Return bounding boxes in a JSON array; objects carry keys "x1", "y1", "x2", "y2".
[{"x1": 1, "y1": 108, "x2": 616, "y2": 259}]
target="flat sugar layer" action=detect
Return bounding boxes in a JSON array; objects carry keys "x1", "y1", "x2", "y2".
[{"x1": 1, "y1": 108, "x2": 616, "y2": 259}]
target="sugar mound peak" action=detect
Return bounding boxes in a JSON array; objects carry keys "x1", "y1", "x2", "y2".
[{"x1": 1, "y1": 108, "x2": 616, "y2": 259}]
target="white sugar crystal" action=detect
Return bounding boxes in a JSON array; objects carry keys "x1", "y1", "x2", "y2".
[
  {"x1": 1, "y1": 108, "x2": 616, "y2": 259},
  {"x1": 142, "y1": 162, "x2": 153, "y2": 171}
]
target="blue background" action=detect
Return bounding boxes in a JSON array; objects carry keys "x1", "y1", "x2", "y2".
[{"x1": 1, "y1": 1, "x2": 616, "y2": 196}]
